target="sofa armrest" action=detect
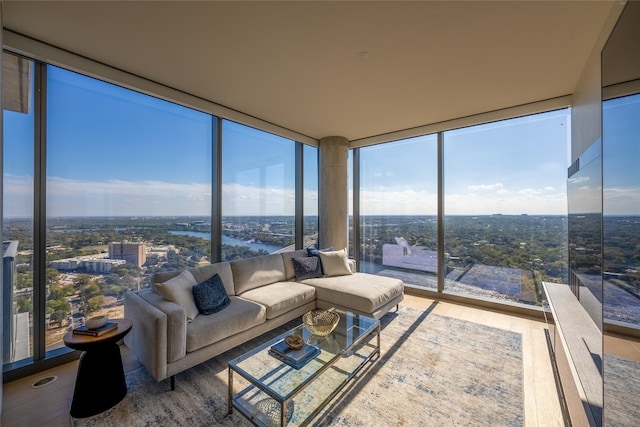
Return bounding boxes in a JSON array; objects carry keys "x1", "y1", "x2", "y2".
[
  {"x1": 348, "y1": 258, "x2": 357, "y2": 274},
  {"x1": 124, "y1": 290, "x2": 188, "y2": 381}
]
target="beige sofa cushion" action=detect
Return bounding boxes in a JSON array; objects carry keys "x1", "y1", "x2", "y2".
[
  {"x1": 239, "y1": 282, "x2": 316, "y2": 319},
  {"x1": 231, "y1": 253, "x2": 286, "y2": 294},
  {"x1": 302, "y1": 272, "x2": 404, "y2": 314},
  {"x1": 152, "y1": 269, "x2": 199, "y2": 322},
  {"x1": 186, "y1": 296, "x2": 266, "y2": 352},
  {"x1": 190, "y1": 262, "x2": 235, "y2": 296}
]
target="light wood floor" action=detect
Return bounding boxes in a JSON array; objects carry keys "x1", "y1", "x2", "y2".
[{"x1": 2, "y1": 294, "x2": 564, "y2": 426}]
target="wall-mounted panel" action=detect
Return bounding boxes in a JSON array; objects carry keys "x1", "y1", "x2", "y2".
[{"x1": 602, "y1": 2, "x2": 640, "y2": 426}]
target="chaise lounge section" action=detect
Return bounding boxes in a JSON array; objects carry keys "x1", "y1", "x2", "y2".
[{"x1": 124, "y1": 248, "x2": 404, "y2": 388}]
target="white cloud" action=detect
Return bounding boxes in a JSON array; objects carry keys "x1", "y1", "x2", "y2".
[
  {"x1": 359, "y1": 188, "x2": 438, "y2": 215},
  {"x1": 45, "y1": 176, "x2": 213, "y2": 216},
  {"x1": 221, "y1": 183, "x2": 297, "y2": 216},
  {"x1": 468, "y1": 183, "x2": 504, "y2": 191},
  {"x1": 568, "y1": 176, "x2": 590, "y2": 184},
  {"x1": 3, "y1": 174, "x2": 34, "y2": 217},
  {"x1": 4, "y1": 174, "x2": 572, "y2": 218},
  {"x1": 604, "y1": 186, "x2": 640, "y2": 215},
  {"x1": 4, "y1": 175, "x2": 321, "y2": 217}
]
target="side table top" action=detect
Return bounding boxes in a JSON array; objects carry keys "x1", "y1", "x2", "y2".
[{"x1": 64, "y1": 318, "x2": 132, "y2": 350}]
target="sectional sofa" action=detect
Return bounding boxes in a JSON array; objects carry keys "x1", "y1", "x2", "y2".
[{"x1": 123, "y1": 248, "x2": 404, "y2": 389}]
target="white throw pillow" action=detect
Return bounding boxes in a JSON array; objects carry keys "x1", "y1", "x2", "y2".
[
  {"x1": 318, "y1": 248, "x2": 353, "y2": 277},
  {"x1": 153, "y1": 269, "x2": 199, "y2": 322}
]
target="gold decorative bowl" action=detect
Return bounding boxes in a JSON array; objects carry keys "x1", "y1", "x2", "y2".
[{"x1": 303, "y1": 309, "x2": 340, "y2": 337}]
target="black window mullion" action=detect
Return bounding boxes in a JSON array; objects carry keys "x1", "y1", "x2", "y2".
[
  {"x1": 212, "y1": 116, "x2": 222, "y2": 263},
  {"x1": 295, "y1": 142, "x2": 303, "y2": 249},
  {"x1": 33, "y1": 62, "x2": 47, "y2": 361},
  {"x1": 352, "y1": 148, "x2": 360, "y2": 270},
  {"x1": 437, "y1": 131, "x2": 444, "y2": 293}
]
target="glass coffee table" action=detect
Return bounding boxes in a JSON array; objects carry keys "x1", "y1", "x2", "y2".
[{"x1": 228, "y1": 309, "x2": 380, "y2": 426}]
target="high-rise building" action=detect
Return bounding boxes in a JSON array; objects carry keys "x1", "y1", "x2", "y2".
[
  {"x1": 3, "y1": 241, "x2": 18, "y2": 363},
  {"x1": 108, "y1": 242, "x2": 146, "y2": 268}
]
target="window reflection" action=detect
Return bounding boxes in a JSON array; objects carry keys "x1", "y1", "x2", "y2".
[
  {"x1": 2, "y1": 53, "x2": 35, "y2": 364},
  {"x1": 358, "y1": 135, "x2": 438, "y2": 288},
  {"x1": 221, "y1": 120, "x2": 296, "y2": 260},
  {"x1": 304, "y1": 145, "x2": 319, "y2": 248},
  {"x1": 603, "y1": 94, "x2": 640, "y2": 327},
  {"x1": 602, "y1": 2, "x2": 640, "y2": 425}
]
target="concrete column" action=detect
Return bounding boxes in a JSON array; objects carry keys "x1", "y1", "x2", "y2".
[{"x1": 318, "y1": 136, "x2": 349, "y2": 250}]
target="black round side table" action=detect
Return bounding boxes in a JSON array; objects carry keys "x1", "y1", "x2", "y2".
[{"x1": 63, "y1": 318, "x2": 133, "y2": 418}]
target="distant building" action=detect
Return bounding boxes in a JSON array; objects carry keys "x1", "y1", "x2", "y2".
[
  {"x1": 82, "y1": 258, "x2": 127, "y2": 274},
  {"x1": 382, "y1": 237, "x2": 449, "y2": 274},
  {"x1": 3, "y1": 240, "x2": 19, "y2": 363},
  {"x1": 109, "y1": 242, "x2": 146, "y2": 267},
  {"x1": 49, "y1": 257, "x2": 126, "y2": 273},
  {"x1": 49, "y1": 258, "x2": 82, "y2": 271}
]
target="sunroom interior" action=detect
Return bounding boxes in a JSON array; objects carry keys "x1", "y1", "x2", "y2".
[{"x1": 1, "y1": 1, "x2": 639, "y2": 426}]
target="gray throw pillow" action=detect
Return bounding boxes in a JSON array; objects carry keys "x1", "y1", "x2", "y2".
[
  {"x1": 292, "y1": 256, "x2": 323, "y2": 281},
  {"x1": 192, "y1": 274, "x2": 230, "y2": 315}
]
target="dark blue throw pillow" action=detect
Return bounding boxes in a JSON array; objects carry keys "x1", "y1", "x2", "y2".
[
  {"x1": 306, "y1": 246, "x2": 334, "y2": 257},
  {"x1": 292, "y1": 256, "x2": 323, "y2": 281},
  {"x1": 192, "y1": 274, "x2": 230, "y2": 315}
]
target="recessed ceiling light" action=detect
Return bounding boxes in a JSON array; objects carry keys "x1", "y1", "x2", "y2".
[{"x1": 357, "y1": 51, "x2": 370, "y2": 61}]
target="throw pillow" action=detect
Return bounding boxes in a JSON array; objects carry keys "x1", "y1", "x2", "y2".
[
  {"x1": 292, "y1": 256, "x2": 323, "y2": 281},
  {"x1": 192, "y1": 274, "x2": 230, "y2": 315},
  {"x1": 306, "y1": 246, "x2": 334, "y2": 274},
  {"x1": 318, "y1": 248, "x2": 353, "y2": 277},
  {"x1": 152, "y1": 269, "x2": 199, "y2": 322},
  {"x1": 306, "y1": 246, "x2": 334, "y2": 257}
]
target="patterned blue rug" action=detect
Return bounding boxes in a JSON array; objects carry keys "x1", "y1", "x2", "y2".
[
  {"x1": 72, "y1": 305, "x2": 523, "y2": 426},
  {"x1": 605, "y1": 354, "x2": 640, "y2": 426}
]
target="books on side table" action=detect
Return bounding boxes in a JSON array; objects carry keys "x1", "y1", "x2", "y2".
[
  {"x1": 269, "y1": 339, "x2": 320, "y2": 369},
  {"x1": 72, "y1": 321, "x2": 118, "y2": 337}
]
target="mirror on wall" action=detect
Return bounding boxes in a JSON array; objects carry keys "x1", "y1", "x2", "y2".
[
  {"x1": 602, "y1": 1, "x2": 640, "y2": 426},
  {"x1": 567, "y1": 141, "x2": 603, "y2": 332},
  {"x1": 566, "y1": 126, "x2": 604, "y2": 427}
]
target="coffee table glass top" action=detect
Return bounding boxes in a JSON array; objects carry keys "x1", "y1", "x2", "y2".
[{"x1": 229, "y1": 309, "x2": 379, "y2": 403}]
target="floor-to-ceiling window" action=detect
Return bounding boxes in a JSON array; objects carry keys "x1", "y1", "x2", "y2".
[
  {"x1": 2, "y1": 55, "x2": 312, "y2": 375},
  {"x1": 443, "y1": 110, "x2": 569, "y2": 306},
  {"x1": 355, "y1": 109, "x2": 570, "y2": 307},
  {"x1": 220, "y1": 120, "x2": 296, "y2": 260},
  {"x1": 2, "y1": 53, "x2": 35, "y2": 365},
  {"x1": 357, "y1": 135, "x2": 438, "y2": 288},
  {"x1": 303, "y1": 144, "x2": 318, "y2": 248},
  {"x1": 44, "y1": 65, "x2": 213, "y2": 352}
]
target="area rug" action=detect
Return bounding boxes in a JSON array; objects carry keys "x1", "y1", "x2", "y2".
[
  {"x1": 604, "y1": 354, "x2": 640, "y2": 427},
  {"x1": 72, "y1": 305, "x2": 523, "y2": 426}
]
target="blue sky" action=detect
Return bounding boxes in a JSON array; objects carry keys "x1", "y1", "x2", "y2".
[
  {"x1": 3, "y1": 65, "x2": 638, "y2": 218},
  {"x1": 359, "y1": 109, "x2": 571, "y2": 215},
  {"x1": 603, "y1": 94, "x2": 640, "y2": 215}
]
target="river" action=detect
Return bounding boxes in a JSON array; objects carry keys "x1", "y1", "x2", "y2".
[{"x1": 168, "y1": 230, "x2": 282, "y2": 253}]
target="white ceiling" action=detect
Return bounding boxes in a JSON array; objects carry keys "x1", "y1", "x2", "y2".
[{"x1": 3, "y1": 1, "x2": 616, "y2": 142}]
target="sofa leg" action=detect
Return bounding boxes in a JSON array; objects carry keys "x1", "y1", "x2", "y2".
[
  {"x1": 170, "y1": 375, "x2": 175, "y2": 391},
  {"x1": 396, "y1": 304, "x2": 399, "y2": 312}
]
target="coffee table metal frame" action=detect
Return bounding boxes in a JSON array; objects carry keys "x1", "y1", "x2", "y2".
[{"x1": 228, "y1": 310, "x2": 380, "y2": 426}]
